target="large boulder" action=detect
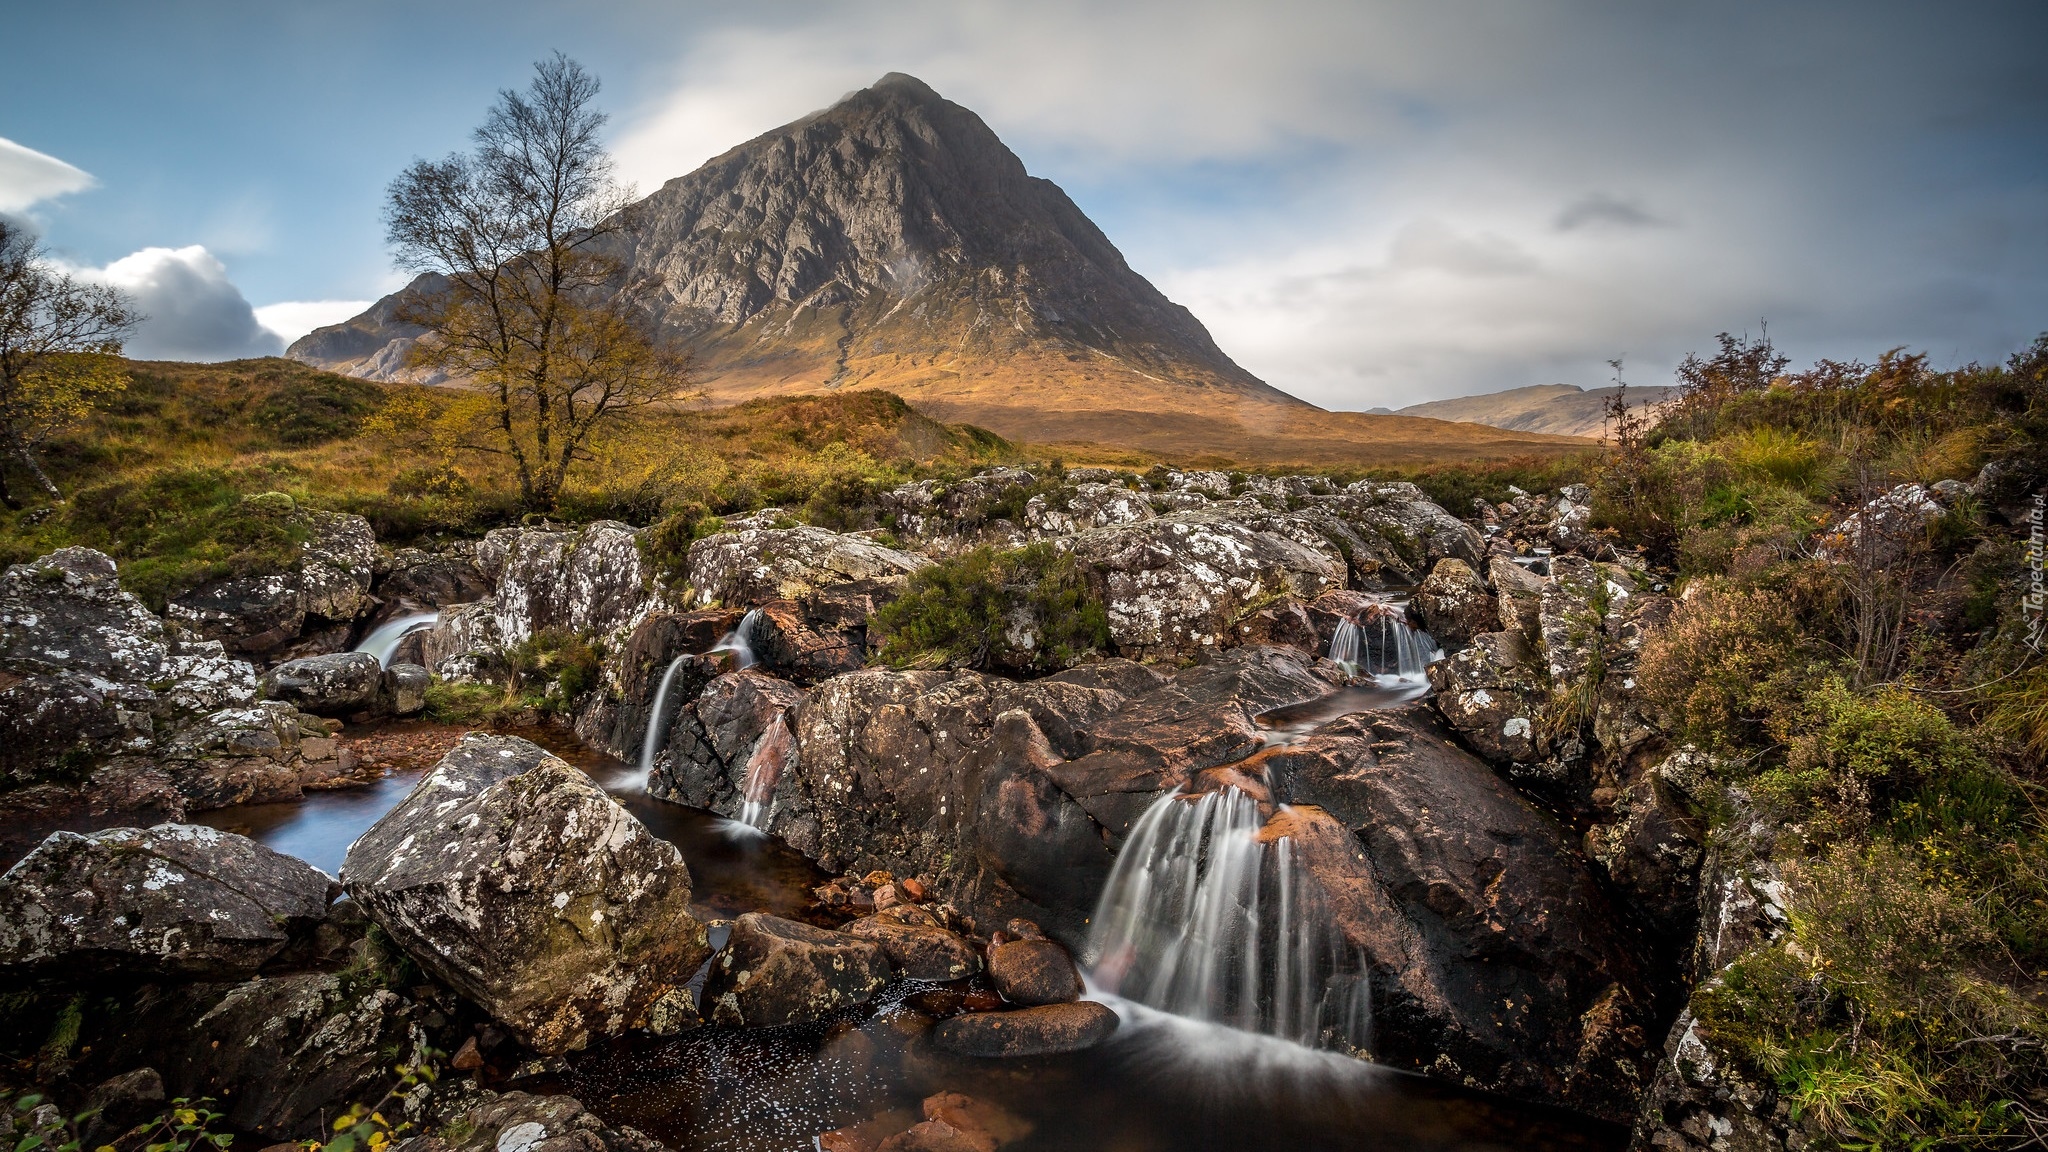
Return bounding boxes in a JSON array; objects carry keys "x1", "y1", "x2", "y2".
[
  {"x1": 486, "y1": 521, "x2": 668, "y2": 646},
  {"x1": 1250, "y1": 704, "x2": 1657, "y2": 1122},
  {"x1": 930, "y1": 1002, "x2": 1120, "y2": 1058},
  {"x1": 374, "y1": 547, "x2": 491, "y2": 611},
  {"x1": 1428, "y1": 630, "x2": 1549, "y2": 767},
  {"x1": 706, "y1": 913, "x2": 893, "y2": 1028},
  {"x1": 0, "y1": 824, "x2": 333, "y2": 978},
  {"x1": 341, "y1": 734, "x2": 710, "y2": 1054},
  {"x1": 1067, "y1": 512, "x2": 1344, "y2": 661},
  {"x1": 685, "y1": 524, "x2": 928, "y2": 628},
  {"x1": 260, "y1": 651, "x2": 384, "y2": 716},
  {"x1": 168, "y1": 508, "x2": 377, "y2": 660},
  {"x1": 846, "y1": 906, "x2": 981, "y2": 981},
  {"x1": 1410, "y1": 558, "x2": 1494, "y2": 648},
  {"x1": 651, "y1": 669, "x2": 804, "y2": 816}
]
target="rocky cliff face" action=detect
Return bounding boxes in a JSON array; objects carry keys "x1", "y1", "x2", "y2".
[{"x1": 289, "y1": 74, "x2": 1302, "y2": 434}]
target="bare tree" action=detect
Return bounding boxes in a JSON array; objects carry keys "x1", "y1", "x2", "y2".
[
  {"x1": 0, "y1": 219, "x2": 140, "y2": 507},
  {"x1": 384, "y1": 53, "x2": 686, "y2": 513}
]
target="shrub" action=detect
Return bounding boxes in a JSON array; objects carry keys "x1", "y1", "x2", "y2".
[
  {"x1": 1693, "y1": 844, "x2": 2045, "y2": 1147},
  {"x1": 1755, "y1": 678, "x2": 1985, "y2": 841},
  {"x1": 1637, "y1": 580, "x2": 1813, "y2": 750},
  {"x1": 872, "y1": 543, "x2": 1110, "y2": 674},
  {"x1": 637, "y1": 502, "x2": 722, "y2": 588}
]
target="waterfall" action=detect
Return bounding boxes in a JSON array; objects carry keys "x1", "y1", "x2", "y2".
[
  {"x1": 709, "y1": 608, "x2": 762, "y2": 670},
  {"x1": 637, "y1": 654, "x2": 694, "y2": 780},
  {"x1": 1084, "y1": 787, "x2": 1372, "y2": 1052},
  {"x1": 1327, "y1": 617, "x2": 1362, "y2": 675},
  {"x1": 354, "y1": 611, "x2": 440, "y2": 668},
  {"x1": 1328, "y1": 604, "x2": 1440, "y2": 682},
  {"x1": 735, "y1": 712, "x2": 794, "y2": 831}
]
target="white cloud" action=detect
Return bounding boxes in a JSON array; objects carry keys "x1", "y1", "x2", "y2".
[
  {"x1": 254, "y1": 300, "x2": 372, "y2": 345},
  {"x1": 89, "y1": 246, "x2": 283, "y2": 361},
  {"x1": 0, "y1": 137, "x2": 95, "y2": 214}
]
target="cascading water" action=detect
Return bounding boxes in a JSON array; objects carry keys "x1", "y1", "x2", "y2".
[
  {"x1": 353, "y1": 611, "x2": 440, "y2": 668},
  {"x1": 709, "y1": 609, "x2": 762, "y2": 670},
  {"x1": 735, "y1": 712, "x2": 794, "y2": 831},
  {"x1": 1327, "y1": 602, "x2": 1440, "y2": 682},
  {"x1": 1084, "y1": 787, "x2": 1372, "y2": 1052},
  {"x1": 637, "y1": 654, "x2": 694, "y2": 780}
]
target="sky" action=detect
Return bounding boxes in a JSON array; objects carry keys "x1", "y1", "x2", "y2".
[{"x1": 3, "y1": 0, "x2": 2044, "y2": 409}]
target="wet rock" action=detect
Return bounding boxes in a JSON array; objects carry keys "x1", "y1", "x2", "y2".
[
  {"x1": 986, "y1": 939, "x2": 1082, "y2": 1005},
  {"x1": 1427, "y1": 630, "x2": 1547, "y2": 766},
  {"x1": 707, "y1": 913, "x2": 893, "y2": 1028},
  {"x1": 916, "y1": 1094, "x2": 1029, "y2": 1151},
  {"x1": 577, "y1": 609, "x2": 738, "y2": 759},
  {"x1": 260, "y1": 651, "x2": 384, "y2": 716},
  {"x1": 1068, "y1": 511, "x2": 1343, "y2": 660},
  {"x1": 930, "y1": 1001, "x2": 1119, "y2": 1057},
  {"x1": 145, "y1": 972, "x2": 422, "y2": 1139},
  {"x1": 749, "y1": 599, "x2": 865, "y2": 683},
  {"x1": 1256, "y1": 704, "x2": 1656, "y2": 1123},
  {"x1": 0, "y1": 823, "x2": 332, "y2": 978},
  {"x1": 1410, "y1": 557, "x2": 1493, "y2": 648},
  {"x1": 1585, "y1": 755, "x2": 1705, "y2": 938},
  {"x1": 1228, "y1": 598, "x2": 1319, "y2": 654},
  {"x1": 409, "y1": 600, "x2": 506, "y2": 681},
  {"x1": 685, "y1": 525, "x2": 928, "y2": 626},
  {"x1": 394, "y1": 1091, "x2": 671, "y2": 1152},
  {"x1": 375, "y1": 547, "x2": 490, "y2": 611},
  {"x1": 382, "y1": 663, "x2": 430, "y2": 717},
  {"x1": 341, "y1": 734, "x2": 710, "y2": 1054},
  {"x1": 847, "y1": 907, "x2": 981, "y2": 981},
  {"x1": 652, "y1": 669, "x2": 804, "y2": 815}
]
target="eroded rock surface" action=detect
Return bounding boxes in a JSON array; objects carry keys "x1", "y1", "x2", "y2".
[
  {"x1": 707, "y1": 912, "x2": 892, "y2": 1027},
  {"x1": 342, "y1": 734, "x2": 709, "y2": 1053}
]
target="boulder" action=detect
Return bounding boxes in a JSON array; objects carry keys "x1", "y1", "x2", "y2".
[
  {"x1": 487, "y1": 521, "x2": 668, "y2": 646},
  {"x1": 930, "y1": 1001, "x2": 1119, "y2": 1057},
  {"x1": 341, "y1": 734, "x2": 709, "y2": 1054},
  {"x1": 1816, "y1": 481, "x2": 1944, "y2": 564},
  {"x1": 1585, "y1": 752, "x2": 1707, "y2": 938},
  {"x1": 1487, "y1": 554, "x2": 1546, "y2": 640},
  {"x1": 1548, "y1": 483, "x2": 1595, "y2": 551},
  {"x1": 1410, "y1": 557, "x2": 1494, "y2": 648},
  {"x1": 0, "y1": 824, "x2": 332, "y2": 978},
  {"x1": 652, "y1": 670, "x2": 805, "y2": 815},
  {"x1": 706, "y1": 913, "x2": 893, "y2": 1028},
  {"x1": 1427, "y1": 630, "x2": 1548, "y2": 766},
  {"x1": 375, "y1": 547, "x2": 491, "y2": 610},
  {"x1": 392, "y1": 1092, "x2": 671, "y2": 1152},
  {"x1": 1067, "y1": 511, "x2": 1343, "y2": 660},
  {"x1": 143, "y1": 972, "x2": 422, "y2": 1139},
  {"x1": 1022, "y1": 482, "x2": 1153, "y2": 534},
  {"x1": 685, "y1": 525, "x2": 928, "y2": 627},
  {"x1": 169, "y1": 509, "x2": 377, "y2": 660},
  {"x1": 847, "y1": 909, "x2": 981, "y2": 982},
  {"x1": 748, "y1": 599, "x2": 865, "y2": 683},
  {"x1": 382, "y1": 663, "x2": 430, "y2": 717},
  {"x1": 1539, "y1": 555, "x2": 1607, "y2": 694},
  {"x1": 986, "y1": 939, "x2": 1082, "y2": 1005},
  {"x1": 260, "y1": 651, "x2": 384, "y2": 716}
]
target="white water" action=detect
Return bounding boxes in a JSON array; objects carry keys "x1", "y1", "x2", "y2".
[
  {"x1": 735, "y1": 711, "x2": 794, "y2": 831},
  {"x1": 354, "y1": 611, "x2": 440, "y2": 668},
  {"x1": 1328, "y1": 603, "x2": 1440, "y2": 683},
  {"x1": 709, "y1": 608, "x2": 762, "y2": 670},
  {"x1": 637, "y1": 654, "x2": 694, "y2": 779},
  {"x1": 1084, "y1": 787, "x2": 1372, "y2": 1052}
]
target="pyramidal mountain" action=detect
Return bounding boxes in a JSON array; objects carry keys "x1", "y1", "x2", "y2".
[{"x1": 293, "y1": 74, "x2": 1581, "y2": 463}]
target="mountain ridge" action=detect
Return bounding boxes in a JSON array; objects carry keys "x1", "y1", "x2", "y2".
[{"x1": 1394, "y1": 382, "x2": 1678, "y2": 439}]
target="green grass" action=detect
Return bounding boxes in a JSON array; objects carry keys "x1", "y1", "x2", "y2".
[{"x1": 872, "y1": 542, "x2": 1110, "y2": 673}]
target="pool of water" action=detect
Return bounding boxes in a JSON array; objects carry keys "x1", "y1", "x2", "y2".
[
  {"x1": 194, "y1": 724, "x2": 826, "y2": 920},
  {"x1": 549, "y1": 987, "x2": 1622, "y2": 1152}
]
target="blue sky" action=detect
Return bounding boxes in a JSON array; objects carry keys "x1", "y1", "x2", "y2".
[{"x1": 4, "y1": 0, "x2": 2044, "y2": 408}]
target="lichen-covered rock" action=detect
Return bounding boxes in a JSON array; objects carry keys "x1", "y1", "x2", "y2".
[
  {"x1": 1410, "y1": 557, "x2": 1494, "y2": 648},
  {"x1": 382, "y1": 663, "x2": 430, "y2": 717},
  {"x1": 1816, "y1": 481, "x2": 1944, "y2": 564},
  {"x1": 707, "y1": 912, "x2": 893, "y2": 1027},
  {"x1": 489, "y1": 521, "x2": 667, "y2": 646},
  {"x1": 393, "y1": 1091, "x2": 672, "y2": 1152},
  {"x1": 410, "y1": 600, "x2": 506, "y2": 681},
  {"x1": 685, "y1": 525, "x2": 928, "y2": 627},
  {"x1": 1539, "y1": 555, "x2": 1607, "y2": 694},
  {"x1": 341, "y1": 734, "x2": 710, "y2": 1054},
  {"x1": 1022, "y1": 482, "x2": 1153, "y2": 534},
  {"x1": 260, "y1": 652, "x2": 384, "y2": 716},
  {"x1": 1487, "y1": 554, "x2": 1546, "y2": 640},
  {"x1": 1548, "y1": 483, "x2": 1594, "y2": 551},
  {"x1": 1068, "y1": 512, "x2": 1343, "y2": 660},
  {"x1": 168, "y1": 510, "x2": 377, "y2": 660},
  {"x1": 1428, "y1": 630, "x2": 1548, "y2": 765},
  {"x1": 0, "y1": 823, "x2": 333, "y2": 977}
]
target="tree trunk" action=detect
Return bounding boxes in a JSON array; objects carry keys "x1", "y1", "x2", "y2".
[
  {"x1": 8, "y1": 430, "x2": 60, "y2": 502},
  {"x1": 0, "y1": 465, "x2": 18, "y2": 511}
]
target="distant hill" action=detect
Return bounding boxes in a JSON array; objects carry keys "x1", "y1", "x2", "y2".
[
  {"x1": 1394, "y1": 384, "x2": 1677, "y2": 440},
  {"x1": 293, "y1": 72, "x2": 1591, "y2": 466}
]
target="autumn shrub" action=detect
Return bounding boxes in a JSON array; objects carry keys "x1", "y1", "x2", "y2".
[
  {"x1": 1636, "y1": 580, "x2": 1814, "y2": 750},
  {"x1": 1755, "y1": 678, "x2": 1984, "y2": 842},
  {"x1": 873, "y1": 543, "x2": 1110, "y2": 673},
  {"x1": 637, "y1": 501, "x2": 723, "y2": 588}
]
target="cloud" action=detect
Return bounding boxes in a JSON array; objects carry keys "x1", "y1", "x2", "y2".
[
  {"x1": 1556, "y1": 194, "x2": 1666, "y2": 232},
  {"x1": 89, "y1": 246, "x2": 284, "y2": 361},
  {"x1": 0, "y1": 137, "x2": 94, "y2": 214},
  {"x1": 254, "y1": 300, "x2": 372, "y2": 345}
]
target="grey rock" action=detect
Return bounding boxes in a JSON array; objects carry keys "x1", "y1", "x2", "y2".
[
  {"x1": 1410, "y1": 557, "x2": 1494, "y2": 648},
  {"x1": 261, "y1": 651, "x2": 385, "y2": 716},
  {"x1": 0, "y1": 823, "x2": 332, "y2": 977},
  {"x1": 685, "y1": 524, "x2": 928, "y2": 624},
  {"x1": 382, "y1": 663, "x2": 430, "y2": 717},
  {"x1": 393, "y1": 1091, "x2": 671, "y2": 1152},
  {"x1": 341, "y1": 734, "x2": 710, "y2": 1054}
]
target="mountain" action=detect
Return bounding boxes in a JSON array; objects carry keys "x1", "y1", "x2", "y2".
[
  {"x1": 291, "y1": 74, "x2": 1588, "y2": 464},
  {"x1": 1395, "y1": 383, "x2": 1678, "y2": 440}
]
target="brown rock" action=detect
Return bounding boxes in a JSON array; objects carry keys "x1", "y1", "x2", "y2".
[
  {"x1": 931, "y1": 1001, "x2": 1119, "y2": 1057},
  {"x1": 878, "y1": 1120, "x2": 987, "y2": 1152},
  {"x1": 863, "y1": 870, "x2": 896, "y2": 888},
  {"x1": 900, "y1": 877, "x2": 929, "y2": 902},
  {"x1": 873, "y1": 883, "x2": 900, "y2": 910},
  {"x1": 708, "y1": 913, "x2": 893, "y2": 1028},
  {"x1": 848, "y1": 914, "x2": 981, "y2": 981},
  {"x1": 987, "y1": 939, "x2": 1082, "y2": 1005},
  {"x1": 922, "y1": 1093, "x2": 1029, "y2": 1148},
  {"x1": 449, "y1": 1036, "x2": 482, "y2": 1071}
]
